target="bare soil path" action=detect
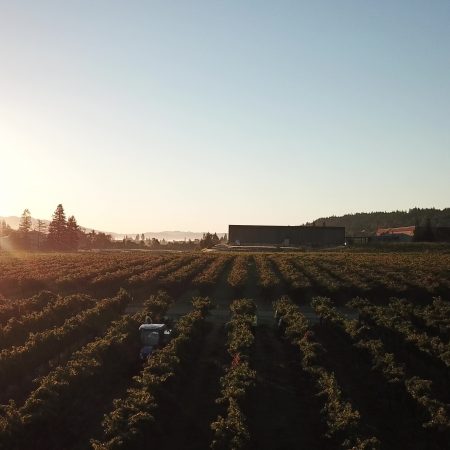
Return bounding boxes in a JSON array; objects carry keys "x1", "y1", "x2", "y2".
[
  {"x1": 156, "y1": 320, "x2": 228, "y2": 450},
  {"x1": 247, "y1": 324, "x2": 333, "y2": 450}
]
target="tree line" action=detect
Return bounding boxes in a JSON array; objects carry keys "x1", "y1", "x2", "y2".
[
  {"x1": 0, "y1": 206, "x2": 227, "y2": 252},
  {"x1": 0, "y1": 204, "x2": 113, "y2": 251},
  {"x1": 309, "y1": 207, "x2": 450, "y2": 236}
]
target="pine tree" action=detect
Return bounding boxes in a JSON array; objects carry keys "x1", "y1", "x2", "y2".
[
  {"x1": 200, "y1": 232, "x2": 216, "y2": 249},
  {"x1": 66, "y1": 215, "x2": 80, "y2": 251},
  {"x1": 1, "y1": 220, "x2": 11, "y2": 237},
  {"x1": 88, "y1": 230, "x2": 97, "y2": 248},
  {"x1": 47, "y1": 204, "x2": 67, "y2": 250},
  {"x1": 35, "y1": 220, "x2": 47, "y2": 251},
  {"x1": 19, "y1": 209, "x2": 32, "y2": 249},
  {"x1": 19, "y1": 209, "x2": 32, "y2": 233}
]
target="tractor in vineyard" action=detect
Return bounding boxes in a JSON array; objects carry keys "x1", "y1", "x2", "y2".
[{"x1": 139, "y1": 322, "x2": 172, "y2": 360}]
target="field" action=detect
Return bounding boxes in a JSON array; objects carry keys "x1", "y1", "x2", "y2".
[{"x1": 0, "y1": 250, "x2": 449, "y2": 450}]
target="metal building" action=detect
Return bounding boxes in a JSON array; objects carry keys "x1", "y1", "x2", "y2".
[{"x1": 228, "y1": 225, "x2": 345, "y2": 247}]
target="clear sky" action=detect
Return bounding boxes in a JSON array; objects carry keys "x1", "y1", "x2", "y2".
[{"x1": 1, "y1": 1, "x2": 449, "y2": 233}]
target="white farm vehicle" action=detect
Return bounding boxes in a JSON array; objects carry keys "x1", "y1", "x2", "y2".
[{"x1": 139, "y1": 323, "x2": 172, "y2": 360}]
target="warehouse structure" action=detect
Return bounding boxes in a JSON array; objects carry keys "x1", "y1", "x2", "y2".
[{"x1": 228, "y1": 225, "x2": 345, "y2": 247}]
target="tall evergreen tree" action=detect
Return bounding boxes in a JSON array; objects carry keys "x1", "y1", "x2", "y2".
[
  {"x1": 0, "y1": 220, "x2": 11, "y2": 237},
  {"x1": 47, "y1": 204, "x2": 67, "y2": 250},
  {"x1": 19, "y1": 209, "x2": 32, "y2": 234},
  {"x1": 35, "y1": 219, "x2": 47, "y2": 251},
  {"x1": 66, "y1": 215, "x2": 80, "y2": 251},
  {"x1": 18, "y1": 209, "x2": 32, "y2": 249}
]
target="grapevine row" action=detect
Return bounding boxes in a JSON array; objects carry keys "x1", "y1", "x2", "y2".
[
  {"x1": 0, "y1": 292, "x2": 95, "y2": 350},
  {"x1": 274, "y1": 296, "x2": 379, "y2": 450},
  {"x1": 0, "y1": 290, "x2": 131, "y2": 391},
  {"x1": 210, "y1": 299, "x2": 256, "y2": 450},
  {"x1": 312, "y1": 297, "x2": 449, "y2": 435},
  {"x1": 192, "y1": 255, "x2": 234, "y2": 293},
  {"x1": 0, "y1": 291, "x2": 58, "y2": 325},
  {"x1": 91, "y1": 297, "x2": 211, "y2": 449},
  {"x1": 0, "y1": 291, "x2": 173, "y2": 450},
  {"x1": 254, "y1": 254, "x2": 281, "y2": 293},
  {"x1": 348, "y1": 298, "x2": 450, "y2": 368},
  {"x1": 228, "y1": 255, "x2": 251, "y2": 294}
]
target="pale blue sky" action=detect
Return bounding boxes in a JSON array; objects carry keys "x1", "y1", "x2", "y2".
[{"x1": 1, "y1": 1, "x2": 449, "y2": 232}]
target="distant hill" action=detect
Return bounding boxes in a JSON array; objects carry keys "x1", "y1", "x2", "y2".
[
  {"x1": 0, "y1": 216, "x2": 116, "y2": 236},
  {"x1": 0, "y1": 216, "x2": 225, "y2": 242},
  {"x1": 309, "y1": 208, "x2": 450, "y2": 236},
  {"x1": 0, "y1": 216, "x2": 51, "y2": 230},
  {"x1": 130, "y1": 231, "x2": 226, "y2": 241}
]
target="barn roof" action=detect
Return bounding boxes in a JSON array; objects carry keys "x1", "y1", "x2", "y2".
[{"x1": 376, "y1": 226, "x2": 416, "y2": 237}]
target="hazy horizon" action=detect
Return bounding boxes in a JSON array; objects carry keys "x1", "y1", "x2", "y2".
[
  {"x1": 0, "y1": 214, "x2": 229, "y2": 237},
  {"x1": 1, "y1": 1, "x2": 449, "y2": 231}
]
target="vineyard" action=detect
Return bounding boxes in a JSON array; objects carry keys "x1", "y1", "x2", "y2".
[{"x1": 0, "y1": 250, "x2": 449, "y2": 450}]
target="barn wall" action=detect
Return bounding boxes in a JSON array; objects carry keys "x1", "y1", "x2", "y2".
[{"x1": 228, "y1": 225, "x2": 345, "y2": 246}]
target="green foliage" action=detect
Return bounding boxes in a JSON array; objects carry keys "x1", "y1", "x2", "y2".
[
  {"x1": 405, "y1": 377, "x2": 450, "y2": 430},
  {"x1": 66, "y1": 215, "x2": 80, "y2": 250},
  {"x1": 324, "y1": 297, "x2": 450, "y2": 430},
  {"x1": 0, "y1": 292, "x2": 94, "y2": 350},
  {"x1": 192, "y1": 256, "x2": 233, "y2": 291},
  {"x1": 253, "y1": 255, "x2": 280, "y2": 290},
  {"x1": 229, "y1": 298, "x2": 256, "y2": 317},
  {"x1": 0, "y1": 252, "x2": 449, "y2": 449},
  {"x1": 0, "y1": 291, "x2": 58, "y2": 325},
  {"x1": 92, "y1": 297, "x2": 210, "y2": 449},
  {"x1": 227, "y1": 256, "x2": 250, "y2": 290},
  {"x1": 128, "y1": 255, "x2": 196, "y2": 288},
  {"x1": 274, "y1": 296, "x2": 309, "y2": 343},
  {"x1": 160, "y1": 256, "x2": 212, "y2": 295},
  {"x1": 310, "y1": 207, "x2": 450, "y2": 236},
  {"x1": 210, "y1": 299, "x2": 256, "y2": 450},
  {"x1": 143, "y1": 290, "x2": 173, "y2": 320},
  {"x1": 227, "y1": 299, "x2": 256, "y2": 357},
  {"x1": 200, "y1": 232, "x2": 220, "y2": 249},
  {"x1": 191, "y1": 296, "x2": 212, "y2": 315},
  {"x1": 210, "y1": 398, "x2": 251, "y2": 450},
  {"x1": 348, "y1": 298, "x2": 450, "y2": 367},
  {"x1": 0, "y1": 290, "x2": 131, "y2": 389},
  {"x1": 47, "y1": 204, "x2": 68, "y2": 250},
  {"x1": 317, "y1": 370, "x2": 361, "y2": 435},
  {"x1": 270, "y1": 255, "x2": 312, "y2": 290},
  {"x1": 0, "y1": 292, "x2": 137, "y2": 450},
  {"x1": 275, "y1": 296, "x2": 379, "y2": 449},
  {"x1": 18, "y1": 209, "x2": 32, "y2": 234}
]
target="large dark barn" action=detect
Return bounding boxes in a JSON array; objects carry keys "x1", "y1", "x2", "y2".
[{"x1": 228, "y1": 225, "x2": 345, "y2": 247}]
